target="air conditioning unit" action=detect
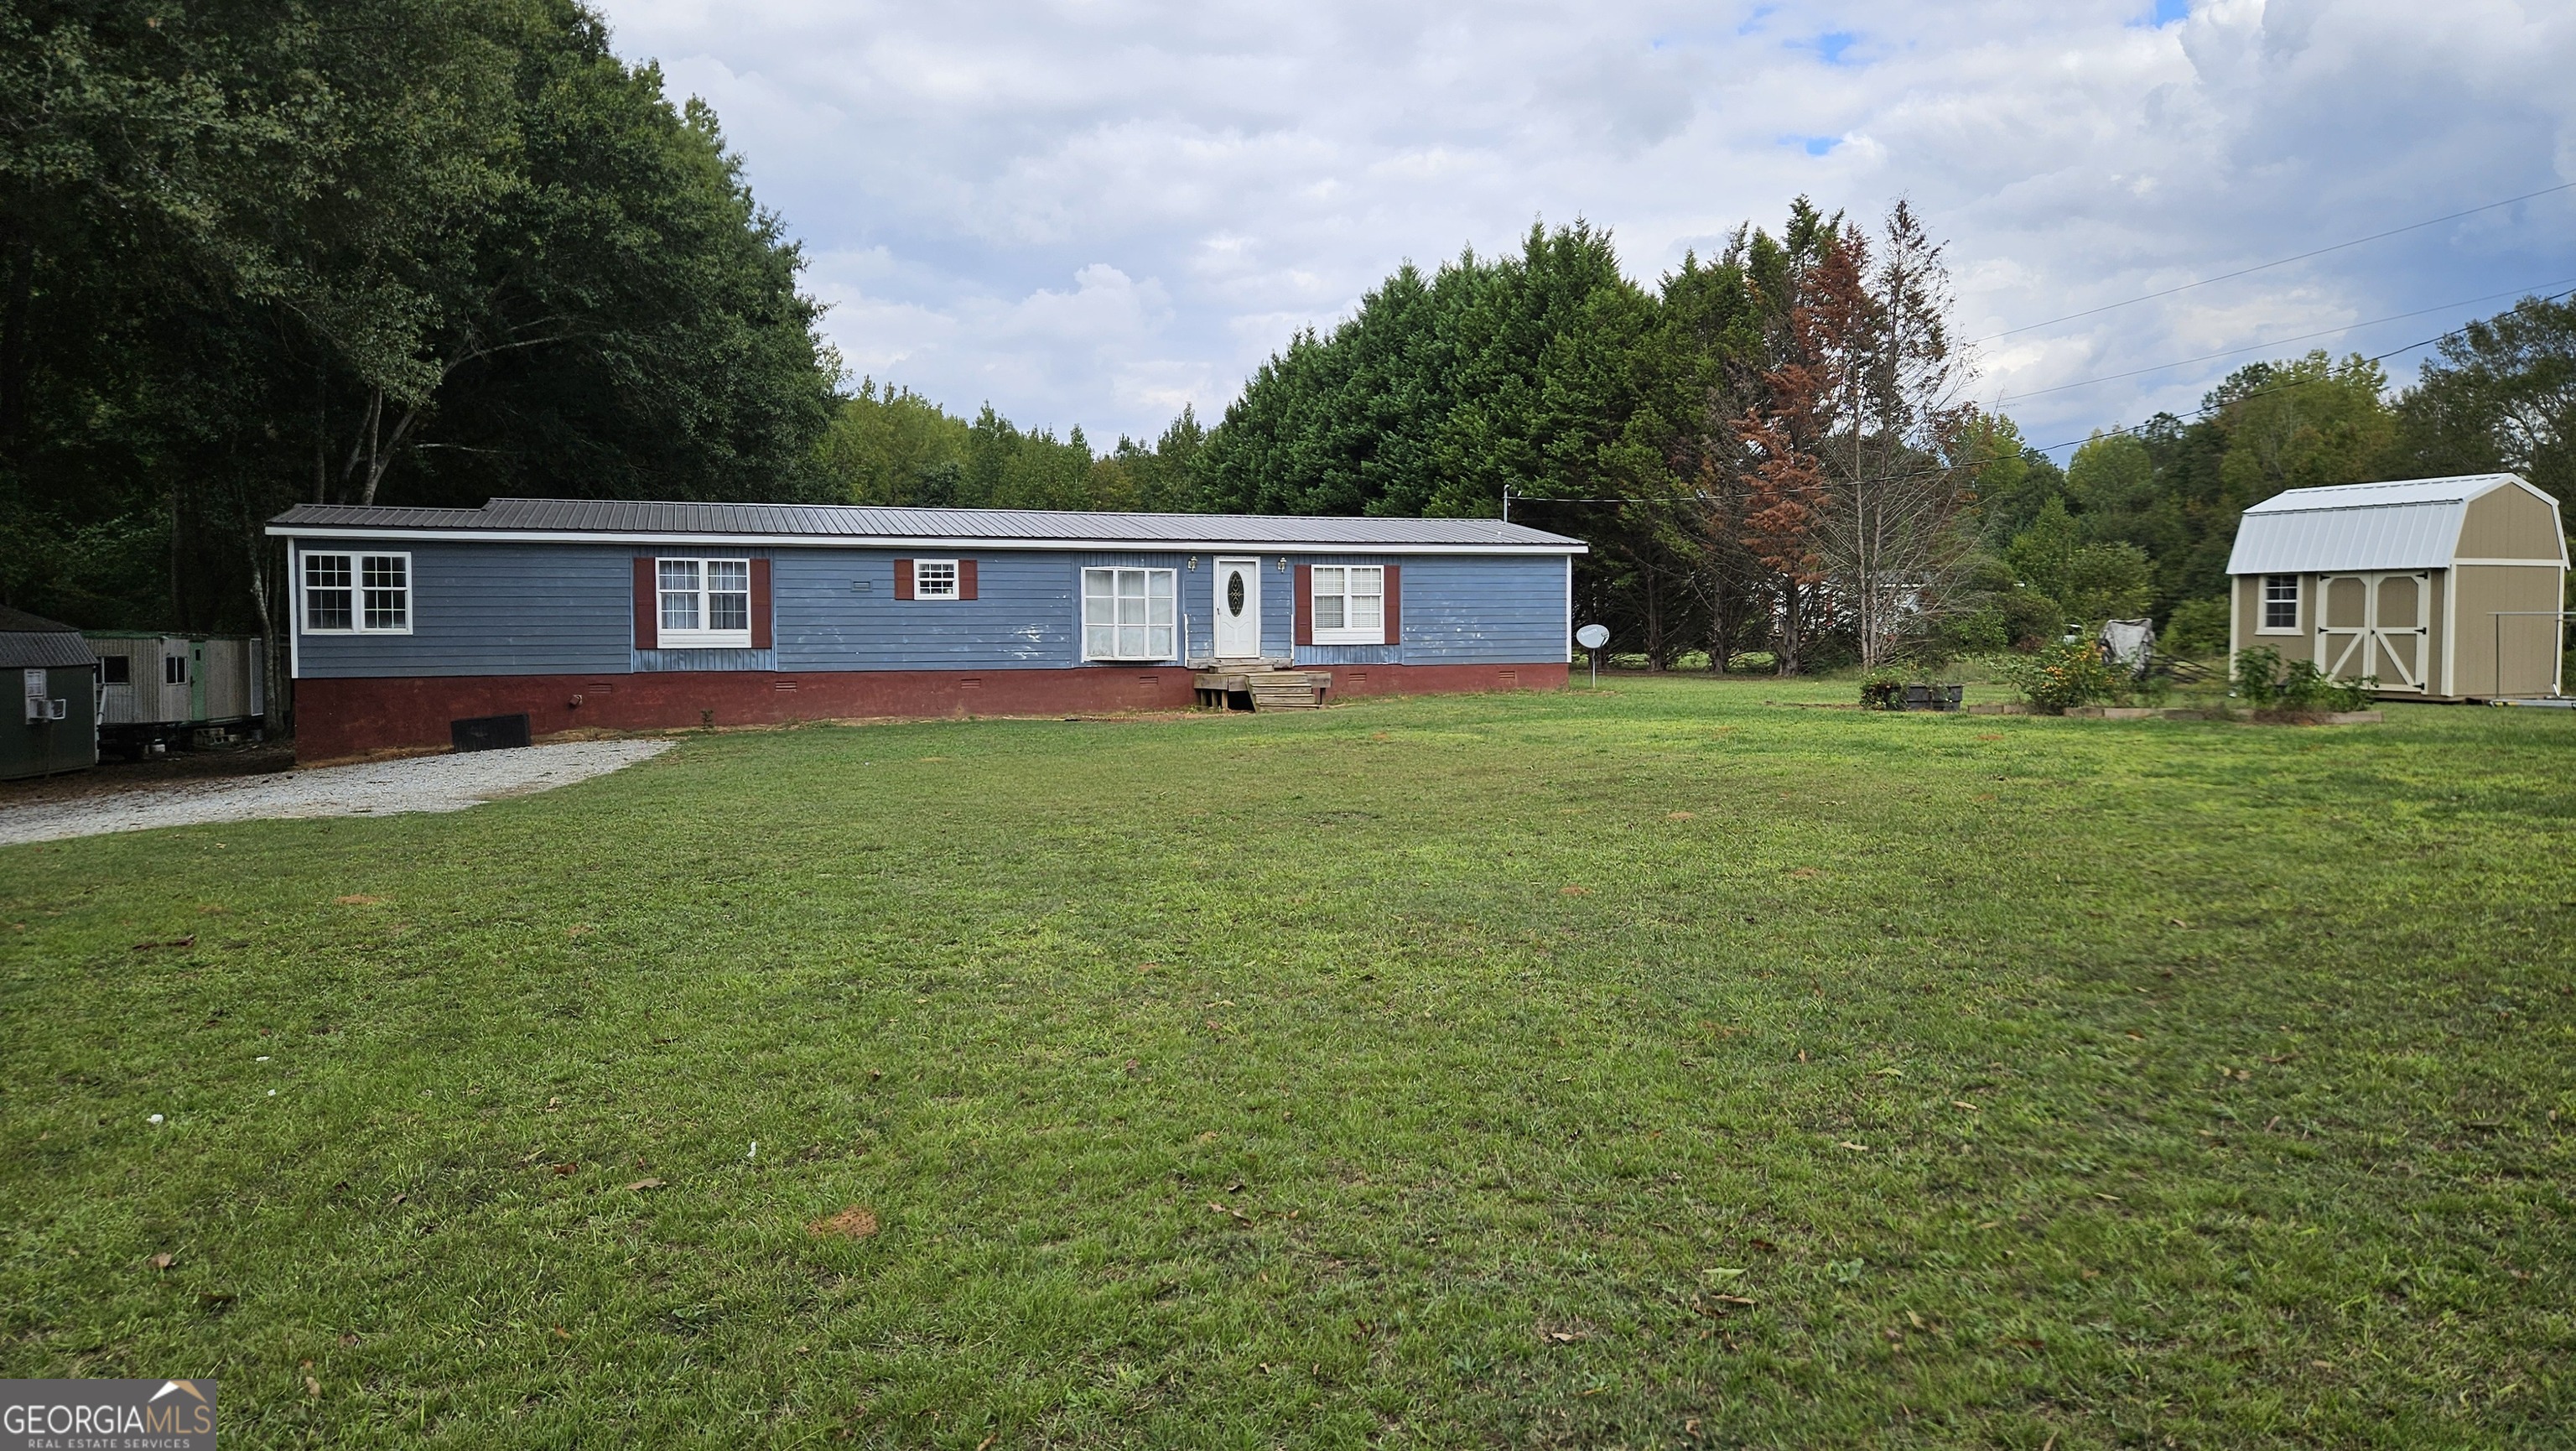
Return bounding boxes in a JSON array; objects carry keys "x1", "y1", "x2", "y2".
[{"x1": 45, "y1": 699, "x2": 69, "y2": 721}]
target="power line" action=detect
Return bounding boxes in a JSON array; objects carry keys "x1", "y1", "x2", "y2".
[
  {"x1": 1996, "y1": 275, "x2": 2576, "y2": 403},
  {"x1": 2024, "y1": 287, "x2": 2573, "y2": 455},
  {"x1": 1967, "y1": 179, "x2": 2576, "y2": 345}
]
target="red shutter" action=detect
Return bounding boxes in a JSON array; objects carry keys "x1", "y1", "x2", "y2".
[
  {"x1": 750, "y1": 558, "x2": 773, "y2": 648},
  {"x1": 894, "y1": 559, "x2": 915, "y2": 601},
  {"x1": 1294, "y1": 564, "x2": 1314, "y2": 646},
  {"x1": 633, "y1": 558, "x2": 658, "y2": 649},
  {"x1": 1381, "y1": 564, "x2": 1400, "y2": 645},
  {"x1": 958, "y1": 559, "x2": 978, "y2": 601}
]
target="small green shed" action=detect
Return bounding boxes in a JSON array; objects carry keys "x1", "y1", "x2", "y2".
[{"x1": 2, "y1": 605, "x2": 101, "y2": 780}]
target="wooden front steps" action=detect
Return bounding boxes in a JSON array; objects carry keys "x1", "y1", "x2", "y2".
[{"x1": 1193, "y1": 665, "x2": 1327, "y2": 710}]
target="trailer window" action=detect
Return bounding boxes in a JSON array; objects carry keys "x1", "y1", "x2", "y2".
[
  {"x1": 304, "y1": 552, "x2": 412, "y2": 634},
  {"x1": 101, "y1": 656, "x2": 129, "y2": 685},
  {"x1": 656, "y1": 558, "x2": 754, "y2": 647},
  {"x1": 1081, "y1": 568, "x2": 1176, "y2": 660},
  {"x1": 164, "y1": 654, "x2": 186, "y2": 684}
]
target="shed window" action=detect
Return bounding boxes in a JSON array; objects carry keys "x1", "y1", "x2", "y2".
[
  {"x1": 657, "y1": 559, "x2": 752, "y2": 647},
  {"x1": 304, "y1": 552, "x2": 410, "y2": 634},
  {"x1": 914, "y1": 560, "x2": 959, "y2": 599},
  {"x1": 2262, "y1": 574, "x2": 2299, "y2": 632},
  {"x1": 1311, "y1": 565, "x2": 1385, "y2": 644},
  {"x1": 1082, "y1": 568, "x2": 1176, "y2": 661}
]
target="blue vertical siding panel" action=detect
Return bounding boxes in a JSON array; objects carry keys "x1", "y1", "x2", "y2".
[
  {"x1": 1284, "y1": 554, "x2": 1565, "y2": 667},
  {"x1": 1394, "y1": 554, "x2": 1567, "y2": 663},
  {"x1": 634, "y1": 647, "x2": 776, "y2": 672},
  {"x1": 293, "y1": 542, "x2": 635, "y2": 679},
  {"x1": 772, "y1": 549, "x2": 1194, "y2": 671}
]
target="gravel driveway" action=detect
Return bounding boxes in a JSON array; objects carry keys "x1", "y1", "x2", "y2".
[{"x1": 0, "y1": 739, "x2": 672, "y2": 846}]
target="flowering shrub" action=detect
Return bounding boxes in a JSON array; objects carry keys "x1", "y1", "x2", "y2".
[{"x1": 2007, "y1": 638, "x2": 2120, "y2": 713}]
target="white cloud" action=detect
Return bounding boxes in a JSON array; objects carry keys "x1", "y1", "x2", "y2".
[{"x1": 598, "y1": 0, "x2": 2576, "y2": 455}]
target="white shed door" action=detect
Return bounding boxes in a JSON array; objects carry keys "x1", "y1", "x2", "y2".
[
  {"x1": 2315, "y1": 571, "x2": 2428, "y2": 692},
  {"x1": 1213, "y1": 557, "x2": 1261, "y2": 659}
]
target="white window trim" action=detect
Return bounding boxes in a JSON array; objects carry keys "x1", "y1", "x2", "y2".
[
  {"x1": 299, "y1": 549, "x2": 413, "y2": 636},
  {"x1": 2257, "y1": 573, "x2": 2302, "y2": 635},
  {"x1": 1080, "y1": 566, "x2": 1178, "y2": 662},
  {"x1": 913, "y1": 558, "x2": 961, "y2": 600},
  {"x1": 1311, "y1": 564, "x2": 1388, "y2": 645},
  {"x1": 657, "y1": 557, "x2": 755, "y2": 649}
]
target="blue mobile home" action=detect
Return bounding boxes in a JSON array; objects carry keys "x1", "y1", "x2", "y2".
[{"x1": 265, "y1": 499, "x2": 1586, "y2": 758}]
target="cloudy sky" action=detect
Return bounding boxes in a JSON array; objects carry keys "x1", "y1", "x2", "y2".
[{"x1": 596, "y1": 0, "x2": 2576, "y2": 457}]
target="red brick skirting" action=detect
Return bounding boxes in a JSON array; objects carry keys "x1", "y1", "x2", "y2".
[{"x1": 291, "y1": 662, "x2": 1567, "y2": 761}]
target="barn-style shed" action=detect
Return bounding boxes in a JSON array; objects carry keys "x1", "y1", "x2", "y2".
[{"x1": 2226, "y1": 474, "x2": 2568, "y2": 699}]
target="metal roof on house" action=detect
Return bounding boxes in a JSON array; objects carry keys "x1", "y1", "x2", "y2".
[
  {"x1": 266, "y1": 497, "x2": 1588, "y2": 554},
  {"x1": 2226, "y1": 474, "x2": 2565, "y2": 575},
  {"x1": 0, "y1": 605, "x2": 100, "y2": 671}
]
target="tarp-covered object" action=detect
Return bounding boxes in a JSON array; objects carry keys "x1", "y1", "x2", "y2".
[{"x1": 2099, "y1": 617, "x2": 2155, "y2": 675}]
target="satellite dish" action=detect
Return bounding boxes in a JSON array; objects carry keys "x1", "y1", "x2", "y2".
[{"x1": 1575, "y1": 624, "x2": 1610, "y2": 649}]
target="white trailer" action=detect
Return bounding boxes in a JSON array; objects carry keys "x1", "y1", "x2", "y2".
[{"x1": 85, "y1": 632, "x2": 266, "y2": 757}]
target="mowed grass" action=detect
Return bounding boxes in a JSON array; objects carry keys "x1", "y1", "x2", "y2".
[{"x1": 3, "y1": 678, "x2": 2573, "y2": 1449}]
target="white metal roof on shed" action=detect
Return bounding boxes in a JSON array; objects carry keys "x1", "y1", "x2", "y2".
[{"x1": 2225, "y1": 474, "x2": 2567, "y2": 575}]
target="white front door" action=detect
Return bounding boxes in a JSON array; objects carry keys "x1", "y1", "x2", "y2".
[{"x1": 1213, "y1": 557, "x2": 1261, "y2": 659}]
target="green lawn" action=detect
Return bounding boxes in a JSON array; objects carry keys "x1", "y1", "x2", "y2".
[{"x1": 4, "y1": 678, "x2": 2572, "y2": 1448}]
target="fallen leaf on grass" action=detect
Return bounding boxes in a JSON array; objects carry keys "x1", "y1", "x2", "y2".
[
  {"x1": 2095, "y1": 1193, "x2": 2123, "y2": 1203},
  {"x1": 2170, "y1": 918, "x2": 2190, "y2": 928},
  {"x1": 552, "y1": 1325, "x2": 571, "y2": 1340},
  {"x1": 550, "y1": 1163, "x2": 577, "y2": 1176},
  {"x1": 1208, "y1": 1201, "x2": 1250, "y2": 1224},
  {"x1": 1836, "y1": 1141, "x2": 1869, "y2": 1152},
  {"x1": 333, "y1": 895, "x2": 384, "y2": 906},
  {"x1": 623, "y1": 1178, "x2": 667, "y2": 1193},
  {"x1": 1951, "y1": 1100, "x2": 1981, "y2": 1111},
  {"x1": 1713, "y1": 1293, "x2": 1756, "y2": 1307},
  {"x1": 2124, "y1": 1032, "x2": 2145, "y2": 1041},
  {"x1": 304, "y1": 1374, "x2": 320, "y2": 1398},
  {"x1": 808, "y1": 1207, "x2": 879, "y2": 1239},
  {"x1": 148, "y1": 1253, "x2": 174, "y2": 1270},
  {"x1": 565, "y1": 924, "x2": 594, "y2": 939},
  {"x1": 1746, "y1": 1238, "x2": 1779, "y2": 1252},
  {"x1": 1666, "y1": 811, "x2": 1696, "y2": 820},
  {"x1": 1560, "y1": 886, "x2": 1590, "y2": 896}
]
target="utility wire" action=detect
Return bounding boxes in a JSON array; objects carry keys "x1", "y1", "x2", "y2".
[
  {"x1": 1967, "y1": 179, "x2": 2576, "y2": 345},
  {"x1": 1996, "y1": 275, "x2": 2576, "y2": 403}
]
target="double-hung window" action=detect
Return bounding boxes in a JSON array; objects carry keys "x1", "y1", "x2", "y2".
[
  {"x1": 2262, "y1": 574, "x2": 2299, "y2": 632},
  {"x1": 1311, "y1": 565, "x2": 1385, "y2": 644},
  {"x1": 1081, "y1": 568, "x2": 1176, "y2": 661},
  {"x1": 657, "y1": 559, "x2": 753, "y2": 647},
  {"x1": 303, "y1": 551, "x2": 410, "y2": 633}
]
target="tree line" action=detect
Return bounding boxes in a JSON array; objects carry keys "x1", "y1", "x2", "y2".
[
  {"x1": 8, "y1": 0, "x2": 2570, "y2": 684},
  {"x1": 2, "y1": 0, "x2": 842, "y2": 715}
]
